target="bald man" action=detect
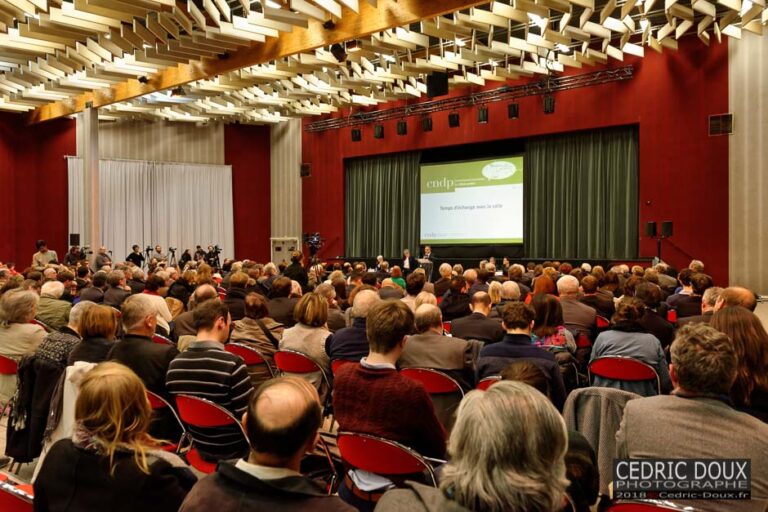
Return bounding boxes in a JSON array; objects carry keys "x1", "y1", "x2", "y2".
[
  {"x1": 180, "y1": 377, "x2": 354, "y2": 512},
  {"x1": 715, "y1": 286, "x2": 758, "y2": 312}
]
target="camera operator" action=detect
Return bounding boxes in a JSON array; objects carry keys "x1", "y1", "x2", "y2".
[
  {"x1": 194, "y1": 245, "x2": 206, "y2": 262},
  {"x1": 94, "y1": 246, "x2": 112, "y2": 270},
  {"x1": 152, "y1": 244, "x2": 167, "y2": 262},
  {"x1": 284, "y1": 250, "x2": 309, "y2": 292},
  {"x1": 63, "y1": 246, "x2": 84, "y2": 266},
  {"x1": 179, "y1": 249, "x2": 192, "y2": 268},
  {"x1": 126, "y1": 245, "x2": 145, "y2": 267},
  {"x1": 205, "y1": 245, "x2": 222, "y2": 269}
]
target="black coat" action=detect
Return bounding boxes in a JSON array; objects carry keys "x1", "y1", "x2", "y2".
[
  {"x1": 439, "y1": 292, "x2": 471, "y2": 321},
  {"x1": 223, "y1": 288, "x2": 247, "y2": 321},
  {"x1": 283, "y1": 263, "x2": 309, "y2": 290},
  {"x1": 268, "y1": 297, "x2": 298, "y2": 328},
  {"x1": 450, "y1": 312, "x2": 505, "y2": 344},
  {"x1": 68, "y1": 337, "x2": 114, "y2": 365}
]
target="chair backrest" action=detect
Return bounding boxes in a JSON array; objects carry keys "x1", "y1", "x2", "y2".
[
  {"x1": 0, "y1": 479, "x2": 33, "y2": 512},
  {"x1": 152, "y1": 334, "x2": 174, "y2": 346},
  {"x1": 0, "y1": 354, "x2": 18, "y2": 376},
  {"x1": 596, "y1": 316, "x2": 610, "y2": 329},
  {"x1": 400, "y1": 368, "x2": 464, "y2": 396},
  {"x1": 666, "y1": 309, "x2": 677, "y2": 324},
  {"x1": 175, "y1": 394, "x2": 244, "y2": 430},
  {"x1": 588, "y1": 356, "x2": 660, "y2": 394},
  {"x1": 146, "y1": 390, "x2": 186, "y2": 438},
  {"x1": 337, "y1": 432, "x2": 436, "y2": 486},
  {"x1": 442, "y1": 321, "x2": 451, "y2": 334},
  {"x1": 274, "y1": 349, "x2": 322, "y2": 374},
  {"x1": 606, "y1": 501, "x2": 691, "y2": 511},
  {"x1": 331, "y1": 359, "x2": 355, "y2": 375},
  {"x1": 225, "y1": 342, "x2": 272, "y2": 375},
  {"x1": 476, "y1": 375, "x2": 501, "y2": 391}
]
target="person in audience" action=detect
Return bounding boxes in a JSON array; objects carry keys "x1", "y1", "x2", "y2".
[
  {"x1": 103, "y1": 270, "x2": 131, "y2": 309},
  {"x1": 139, "y1": 274, "x2": 173, "y2": 337},
  {"x1": 174, "y1": 284, "x2": 219, "y2": 338},
  {"x1": 433, "y1": 263, "x2": 453, "y2": 298},
  {"x1": 231, "y1": 293, "x2": 284, "y2": 387},
  {"x1": 223, "y1": 271, "x2": 249, "y2": 321},
  {"x1": 126, "y1": 244, "x2": 145, "y2": 268},
  {"x1": 530, "y1": 274, "x2": 556, "y2": 299},
  {"x1": 487, "y1": 280, "x2": 502, "y2": 312},
  {"x1": 283, "y1": 251, "x2": 309, "y2": 291},
  {"x1": 68, "y1": 305, "x2": 119, "y2": 365},
  {"x1": 635, "y1": 282, "x2": 675, "y2": 350},
  {"x1": 555, "y1": 276, "x2": 595, "y2": 340},
  {"x1": 34, "y1": 362, "x2": 196, "y2": 512},
  {"x1": 390, "y1": 266, "x2": 406, "y2": 289},
  {"x1": 439, "y1": 275, "x2": 472, "y2": 321},
  {"x1": 32, "y1": 239, "x2": 58, "y2": 269},
  {"x1": 376, "y1": 381, "x2": 569, "y2": 512},
  {"x1": 674, "y1": 273, "x2": 713, "y2": 318},
  {"x1": 400, "y1": 304, "x2": 479, "y2": 391},
  {"x1": 325, "y1": 289, "x2": 380, "y2": 363},
  {"x1": 688, "y1": 259, "x2": 705, "y2": 273},
  {"x1": 63, "y1": 246, "x2": 82, "y2": 267},
  {"x1": 400, "y1": 272, "x2": 426, "y2": 312},
  {"x1": 378, "y1": 278, "x2": 404, "y2": 300},
  {"x1": 58, "y1": 269, "x2": 77, "y2": 303},
  {"x1": 166, "y1": 299, "x2": 252, "y2": 461},
  {"x1": 677, "y1": 286, "x2": 722, "y2": 327},
  {"x1": 616, "y1": 324, "x2": 768, "y2": 511},
  {"x1": 710, "y1": 307, "x2": 768, "y2": 422},
  {"x1": 375, "y1": 260, "x2": 390, "y2": 283},
  {"x1": 531, "y1": 294, "x2": 576, "y2": 353},
  {"x1": 414, "y1": 290, "x2": 437, "y2": 309},
  {"x1": 597, "y1": 271, "x2": 620, "y2": 300},
  {"x1": 180, "y1": 377, "x2": 353, "y2": 512},
  {"x1": 450, "y1": 291, "x2": 505, "y2": 344},
  {"x1": 665, "y1": 268, "x2": 694, "y2": 308},
  {"x1": 477, "y1": 302, "x2": 566, "y2": 410},
  {"x1": 0, "y1": 289, "x2": 47, "y2": 401},
  {"x1": 401, "y1": 249, "x2": 418, "y2": 276},
  {"x1": 79, "y1": 271, "x2": 108, "y2": 304},
  {"x1": 268, "y1": 276, "x2": 299, "y2": 327},
  {"x1": 314, "y1": 282, "x2": 346, "y2": 332},
  {"x1": 94, "y1": 246, "x2": 112, "y2": 270},
  {"x1": 507, "y1": 264, "x2": 531, "y2": 302},
  {"x1": 578, "y1": 275, "x2": 614, "y2": 319},
  {"x1": 127, "y1": 267, "x2": 146, "y2": 295},
  {"x1": 36, "y1": 280, "x2": 73, "y2": 331},
  {"x1": 468, "y1": 268, "x2": 490, "y2": 297},
  {"x1": 167, "y1": 269, "x2": 195, "y2": 306},
  {"x1": 36, "y1": 301, "x2": 95, "y2": 368},
  {"x1": 590, "y1": 297, "x2": 671, "y2": 396},
  {"x1": 715, "y1": 286, "x2": 758, "y2": 312}
]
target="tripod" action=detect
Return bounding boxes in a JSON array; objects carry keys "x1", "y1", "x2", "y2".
[{"x1": 168, "y1": 249, "x2": 178, "y2": 267}]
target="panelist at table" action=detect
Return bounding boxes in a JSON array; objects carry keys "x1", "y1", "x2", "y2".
[{"x1": 402, "y1": 248, "x2": 418, "y2": 276}]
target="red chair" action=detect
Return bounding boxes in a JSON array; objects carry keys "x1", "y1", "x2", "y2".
[
  {"x1": 476, "y1": 375, "x2": 501, "y2": 391},
  {"x1": 605, "y1": 501, "x2": 693, "y2": 511},
  {"x1": 0, "y1": 355, "x2": 18, "y2": 422},
  {"x1": 146, "y1": 390, "x2": 186, "y2": 452},
  {"x1": 331, "y1": 359, "x2": 355, "y2": 376},
  {"x1": 152, "y1": 334, "x2": 174, "y2": 346},
  {"x1": 442, "y1": 321, "x2": 451, "y2": 334},
  {"x1": 666, "y1": 309, "x2": 678, "y2": 324},
  {"x1": 273, "y1": 350, "x2": 331, "y2": 390},
  {"x1": 174, "y1": 394, "x2": 249, "y2": 474},
  {"x1": 337, "y1": 432, "x2": 437, "y2": 487},
  {"x1": 0, "y1": 476, "x2": 33, "y2": 512},
  {"x1": 588, "y1": 356, "x2": 661, "y2": 395},
  {"x1": 225, "y1": 342, "x2": 274, "y2": 378},
  {"x1": 400, "y1": 368, "x2": 464, "y2": 396},
  {"x1": 596, "y1": 316, "x2": 610, "y2": 329}
]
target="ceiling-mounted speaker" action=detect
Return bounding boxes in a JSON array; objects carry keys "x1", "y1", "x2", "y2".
[
  {"x1": 69, "y1": 233, "x2": 80, "y2": 246},
  {"x1": 645, "y1": 222, "x2": 657, "y2": 237},
  {"x1": 300, "y1": 163, "x2": 311, "y2": 178},
  {"x1": 709, "y1": 113, "x2": 733, "y2": 136},
  {"x1": 426, "y1": 71, "x2": 448, "y2": 98},
  {"x1": 661, "y1": 221, "x2": 673, "y2": 237}
]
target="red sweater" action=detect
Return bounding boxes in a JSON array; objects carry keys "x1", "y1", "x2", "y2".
[{"x1": 333, "y1": 363, "x2": 447, "y2": 458}]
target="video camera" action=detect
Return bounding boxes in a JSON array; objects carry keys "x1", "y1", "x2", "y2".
[
  {"x1": 212, "y1": 245, "x2": 222, "y2": 254},
  {"x1": 168, "y1": 247, "x2": 177, "y2": 253},
  {"x1": 81, "y1": 245, "x2": 93, "y2": 255},
  {"x1": 303, "y1": 233, "x2": 323, "y2": 256}
]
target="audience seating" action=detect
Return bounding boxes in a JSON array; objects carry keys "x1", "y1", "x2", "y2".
[
  {"x1": 666, "y1": 309, "x2": 678, "y2": 324},
  {"x1": 477, "y1": 376, "x2": 502, "y2": 390},
  {"x1": 0, "y1": 476, "x2": 32, "y2": 512},
  {"x1": 337, "y1": 432, "x2": 437, "y2": 486},
  {"x1": 274, "y1": 350, "x2": 332, "y2": 394},
  {"x1": 442, "y1": 321, "x2": 451, "y2": 334},
  {"x1": 400, "y1": 368, "x2": 464, "y2": 396},
  {"x1": 146, "y1": 390, "x2": 186, "y2": 452},
  {"x1": 588, "y1": 356, "x2": 661, "y2": 395},
  {"x1": 0, "y1": 355, "x2": 19, "y2": 422},
  {"x1": 174, "y1": 394, "x2": 249, "y2": 474},
  {"x1": 605, "y1": 501, "x2": 693, "y2": 511},
  {"x1": 224, "y1": 342, "x2": 274, "y2": 378},
  {"x1": 596, "y1": 316, "x2": 610, "y2": 329},
  {"x1": 152, "y1": 333, "x2": 174, "y2": 346}
]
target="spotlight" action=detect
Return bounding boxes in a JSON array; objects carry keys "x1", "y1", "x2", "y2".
[
  {"x1": 138, "y1": 76, "x2": 149, "y2": 84},
  {"x1": 422, "y1": 116, "x2": 433, "y2": 132},
  {"x1": 448, "y1": 112, "x2": 460, "y2": 128},
  {"x1": 397, "y1": 119, "x2": 407, "y2": 135},
  {"x1": 374, "y1": 124, "x2": 384, "y2": 139},
  {"x1": 330, "y1": 43, "x2": 347, "y2": 62},
  {"x1": 508, "y1": 102, "x2": 519, "y2": 119},
  {"x1": 351, "y1": 128, "x2": 361, "y2": 142},
  {"x1": 170, "y1": 86, "x2": 186, "y2": 97},
  {"x1": 543, "y1": 95, "x2": 555, "y2": 114},
  {"x1": 477, "y1": 106, "x2": 488, "y2": 124},
  {"x1": 323, "y1": 20, "x2": 336, "y2": 29}
]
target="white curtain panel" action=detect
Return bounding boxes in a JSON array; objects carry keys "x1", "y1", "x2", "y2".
[{"x1": 67, "y1": 156, "x2": 235, "y2": 264}]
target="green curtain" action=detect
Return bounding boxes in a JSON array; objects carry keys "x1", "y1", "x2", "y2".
[
  {"x1": 525, "y1": 126, "x2": 639, "y2": 259},
  {"x1": 345, "y1": 151, "x2": 421, "y2": 257}
]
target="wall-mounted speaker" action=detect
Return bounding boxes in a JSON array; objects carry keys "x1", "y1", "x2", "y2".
[
  {"x1": 709, "y1": 114, "x2": 734, "y2": 136},
  {"x1": 351, "y1": 128, "x2": 361, "y2": 142},
  {"x1": 422, "y1": 117, "x2": 433, "y2": 132},
  {"x1": 645, "y1": 222, "x2": 657, "y2": 237},
  {"x1": 448, "y1": 112, "x2": 460, "y2": 128},
  {"x1": 508, "y1": 103, "x2": 519, "y2": 119},
  {"x1": 661, "y1": 221, "x2": 673, "y2": 237},
  {"x1": 426, "y1": 71, "x2": 448, "y2": 98},
  {"x1": 397, "y1": 120, "x2": 407, "y2": 135},
  {"x1": 374, "y1": 125, "x2": 384, "y2": 139},
  {"x1": 300, "y1": 163, "x2": 311, "y2": 178},
  {"x1": 69, "y1": 233, "x2": 80, "y2": 246}
]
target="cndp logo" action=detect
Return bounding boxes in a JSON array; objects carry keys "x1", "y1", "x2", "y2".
[{"x1": 426, "y1": 177, "x2": 455, "y2": 190}]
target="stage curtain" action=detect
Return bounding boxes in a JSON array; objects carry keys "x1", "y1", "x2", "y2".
[
  {"x1": 345, "y1": 151, "x2": 421, "y2": 258},
  {"x1": 526, "y1": 126, "x2": 639, "y2": 259}
]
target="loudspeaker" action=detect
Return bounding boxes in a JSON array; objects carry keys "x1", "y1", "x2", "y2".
[
  {"x1": 508, "y1": 103, "x2": 519, "y2": 119},
  {"x1": 351, "y1": 128, "x2": 361, "y2": 142},
  {"x1": 422, "y1": 117, "x2": 433, "y2": 132},
  {"x1": 448, "y1": 112, "x2": 460, "y2": 128},
  {"x1": 661, "y1": 221, "x2": 673, "y2": 237},
  {"x1": 477, "y1": 107, "x2": 488, "y2": 124},
  {"x1": 397, "y1": 120, "x2": 407, "y2": 135},
  {"x1": 374, "y1": 125, "x2": 384, "y2": 139},
  {"x1": 69, "y1": 233, "x2": 80, "y2": 246},
  {"x1": 645, "y1": 222, "x2": 657, "y2": 237},
  {"x1": 543, "y1": 95, "x2": 555, "y2": 114},
  {"x1": 426, "y1": 72, "x2": 448, "y2": 98},
  {"x1": 300, "y1": 163, "x2": 311, "y2": 178}
]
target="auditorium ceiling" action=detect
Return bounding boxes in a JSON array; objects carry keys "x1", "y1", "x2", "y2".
[{"x1": 0, "y1": 0, "x2": 762, "y2": 124}]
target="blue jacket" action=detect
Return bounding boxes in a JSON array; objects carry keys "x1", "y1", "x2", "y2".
[{"x1": 325, "y1": 317, "x2": 368, "y2": 362}]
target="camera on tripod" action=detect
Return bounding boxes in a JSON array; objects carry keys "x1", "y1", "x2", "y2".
[
  {"x1": 168, "y1": 247, "x2": 177, "y2": 253},
  {"x1": 212, "y1": 245, "x2": 221, "y2": 254},
  {"x1": 82, "y1": 245, "x2": 93, "y2": 255},
  {"x1": 302, "y1": 233, "x2": 323, "y2": 256}
]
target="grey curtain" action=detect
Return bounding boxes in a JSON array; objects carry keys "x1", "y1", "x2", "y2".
[
  {"x1": 346, "y1": 151, "x2": 421, "y2": 257},
  {"x1": 525, "y1": 126, "x2": 639, "y2": 259}
]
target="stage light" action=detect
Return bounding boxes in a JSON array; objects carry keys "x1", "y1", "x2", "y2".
[
  {"x1": 422, "y1": 116, "x2": 433, "y2": 132},
  {"x1": 351, "y1": 128, "x2": 361, "y2": 142},
  {"x1": 397, "y1": 119, "x2": 407, "y2": 135},
  {"x1": 508, "y1": 102, "x2": 519, "y2": 119},
  {"x1": 543, "y1": 95, "x2": 555, "y2": 114},
  {"x1": 477, "y1": 106, "x2": 488, "y2": 124},
  {"x1": 330, "y1": 43, "x2": 347, "y2": 62},
  {"x1": 374, "y1": 124, "x2": 384, "y2": 138},
  {"x1": 448, "y1": 112, "x2": 460, "y2": 128}
]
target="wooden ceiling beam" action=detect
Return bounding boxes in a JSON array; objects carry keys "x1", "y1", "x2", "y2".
[{"x1": 27, "y1": 0, "x2": 489, "y2": 124}]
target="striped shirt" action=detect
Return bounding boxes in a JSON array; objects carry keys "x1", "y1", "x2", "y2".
[{"x1": 166, "y1": 340, "x2": 253, "y2": 460}]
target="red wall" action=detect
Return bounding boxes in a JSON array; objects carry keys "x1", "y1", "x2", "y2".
[
  {"x1": 225, "y1": 124, "x2": 271, "y2": 262},
  {"x1": 301, "y1": 37, "x2": 730, "y2": 285}
]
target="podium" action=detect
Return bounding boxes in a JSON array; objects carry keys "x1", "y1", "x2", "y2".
[{"x1": 417, "y1": 258, "x2": 434, "y2": 282}]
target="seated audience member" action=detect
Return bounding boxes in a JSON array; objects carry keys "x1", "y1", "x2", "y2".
[
  {"x1": 376, "y1": 381, "x2": 569, "y2": 512},
  {"x1": 79, "y1": 271, "x2": 108, "y2": 303},
  {"x1": 283, "y1": 251, "x2": 309, "y2": 291},
  {"x1": 34, "y1": 280, "x2": 71, "y2": 332},
  {"x1": 477, "y1": 302, "x2": 566, "y2": 410},
  {"x1": 616, "y1": 324, "x2": 768, "y2": 511},
  {"x1": 315, "y1": 282, "x2": 346, "y2": 332},
  {"x1": 36, "y1": 301, "x2": 95, "y2": 367},
  {"x1": 450, "y1": 292, "x2": 505, "y2": 344},
  {"x1": 378, "y1": 278, "x2": 404, "y2": 300},
  {"x1": 530, "y1": 274, "x2": 556, "y2": 299},
  {"x1": 141, "y1": 275, "x2": 174, "y2": 336},
  {"x1": 174, "y1": 284, "x2": 219, "y2": 338},
  {"x1": 361, "y1": 272, "x2": 378, "y2": 288},
  {"x1": 507, "y1": 264, "x2": 531, "y2": 302},
  {"x1": 674, "y1": 273, "x2": 713, "y2": 318},
  {"x1": 32, "y1": 239, "x2": 58, "y2": 269},
  {"x1": 390, "y1": 266, "x2": 406, "y2": 289},
  {"x1": 0, "y1": 289, "x2": 47, "y2": 401},
  {"x1": 34, "y1": 362, "x2": 196, "y2": 512},
  {"x1": 634, "y1": 282, "x2": 675, "y2": 350},
  {"x1": 414, "y1": 291, "x2": 436, "y2": 309},
  {"x1": 433, "y1": 263, "x2": 453, "y2": 297},
  {"x1": 400, "y1": 304, "x2": 480, "y2": 391},
  {"x1": 688, "y1": 259, "x2": 705, "y2": 273},
  {"x1": 166, "y1": 300, "x2": 252, "y2": 461},
  {"x1": 715, "y1": 286, "x2": 758, "y2": 312},
  {"x1": 325, "y1": 290, "x2": 380, "y2": 363},
  {"x1": 68, "y1": 305, "x2": 118, "y2": 365},
  {"x1": 557, "y1": 275, "x2": 596, "y2": 340},
  {"x1": 665, "y1": 268, "x2": 694, "y2": 308},
  {"x1": 345, "y1": 271, "x2": 364, "y2": 296},
  {"x1": 180, "y1": 377, "x2": 353, "y2": 512},
  {"x1": 590, "y1": 297, "x2": 671, "y2": 396},
  {"x1": 492, "y1": 280, "x2": 521, "y2": 317},
  {"x1": 439, "y1": 275, "x2": 472, "y2": 321},
  {"x1": 128, "y1": 267, "x2": 146, "y2": 295},
  {"x1": 711, "y1": 307, "x2": 768, "y2": 422},
  {"x1": 278, "y1": 293, "x2": 332, "y2": 396},
  {"x1": 268, "y1": 277, "x2": 299, "y2": 327},
  {"x1": 677, "y1": 286, "x2": 722, "y2": 327},
  {"x1": 103, "y1": 270, "x2": 131, "y2": 309},
  {"x1": 231, "y1": 293, "x2": 284, "y2": 387},
  {"x1": 486, "y1": 281, "x2": 502, "y2": 316},
  {"x1": 468, "y1": 268, "x2": 489, "y2": 297},
  {"x1": 531, "y1": 294, "x2": 576, "y2": 353},
  {"x1": 597, "y1": 270, "x2": 620, "y2": 300},
  {"x1": 400, "y1": 272, "x2": 426, "y2": 312},
  {"x1": 224, "y1": 271, "x2": 249, "y2": 321},
  {"x1": 579, "y1": 275, "x2": 615, "y2": 319}
]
